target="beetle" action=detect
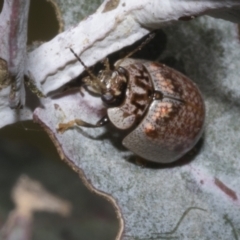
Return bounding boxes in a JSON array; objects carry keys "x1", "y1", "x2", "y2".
[{"x1": 58, "y1": 35, "x2": 205, "y2": 163}]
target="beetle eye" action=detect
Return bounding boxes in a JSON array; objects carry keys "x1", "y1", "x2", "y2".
[
  {"x1": 102, "y1": 92, "x2": 114, "y2": 102},
  {"x1": 101, "y1": 92, "x2": 119, "y2": 106}
]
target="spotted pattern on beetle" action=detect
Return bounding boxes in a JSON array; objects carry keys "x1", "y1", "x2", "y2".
[{"x1": 108, "y1": 60, "x2": 205, "y2": 163}]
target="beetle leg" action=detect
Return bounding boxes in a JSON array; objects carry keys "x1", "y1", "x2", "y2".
[
  {"x1": 102, "y1": 58, "x2": 110, "y2": 71},
  {"x1": 57, "y1": 116, "x2": 109, "y2": 133}
]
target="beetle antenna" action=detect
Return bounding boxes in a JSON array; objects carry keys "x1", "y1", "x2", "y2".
[
  {"x1": 69, "y1": 48, "x2": 98, "y2": 82},
  {"x1": 115, "y1": 32, "x2": 155, "y2": 68}
]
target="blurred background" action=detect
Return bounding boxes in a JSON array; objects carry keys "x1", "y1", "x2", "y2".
[{"x1": 0, "y1": 121, "x2": 118, "y2": 240}]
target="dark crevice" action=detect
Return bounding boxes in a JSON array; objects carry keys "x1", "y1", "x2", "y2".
[
  {"x1": 28, "y1": 0, "x2": 60, "y2": 44},
  {"x1": 0, "y1": 0, "x2": 3, "y2": 14}
]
